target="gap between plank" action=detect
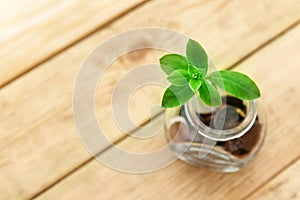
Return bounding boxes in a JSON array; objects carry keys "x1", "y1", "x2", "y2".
[
  {"x1": 29, "y1": 17, "x2": 300, "y2": 200},
  {"x1": 29, "y1": 111, "x2": 164, "y2": 200},
  {"x1": 227, "y1": 19, "x2": 300, "y2": 70},
  {"x1": 242, "y1": 155, "x2": 300, "y2": 200},
  {"x1": 0, "y1": 0, "x2": 150, "y2": 90}
]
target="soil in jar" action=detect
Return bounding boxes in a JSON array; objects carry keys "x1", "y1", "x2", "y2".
[{"x1": 168, "y1": 96, "x2": 262, "y2": 157}]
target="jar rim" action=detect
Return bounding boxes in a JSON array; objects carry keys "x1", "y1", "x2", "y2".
[{"x1": 184, "y1": 96, "x2": 258, "y2": 141}]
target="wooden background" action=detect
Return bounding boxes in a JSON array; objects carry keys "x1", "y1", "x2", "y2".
[{"x1": 0, "y1": 0, "x2": 300, "y2": 199}]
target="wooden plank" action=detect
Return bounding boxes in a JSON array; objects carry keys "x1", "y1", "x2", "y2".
[
  {"x1": 37, "y1": 22, "x2": 300, "y2": 200},
  {"x1": 0, "y1": 0, "x2": 147, "y2": 87},
  {"x1": 247, "y1": 159, "x2": 300, "y2": 200},
  {"x1": 1, "y1": 0, "x2": 300, "y2": 199}
]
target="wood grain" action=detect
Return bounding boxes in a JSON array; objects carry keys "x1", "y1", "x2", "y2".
[
  {"x1": 0, "y1": 0, "x2": 146, "y2": 87},
  {"x1": 37, "y1": 22, "x2": 300, "y2": 200},
  {"x1": 0, "y1": 0, "x2": 300, "y2": 199},
  {"x1": 247, "y1": 158, "x2": 300, "y2": 200}
]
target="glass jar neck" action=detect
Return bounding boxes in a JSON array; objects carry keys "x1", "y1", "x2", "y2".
[{"x1": 184, "y1": 95, "x2": 258, "y2": 141}]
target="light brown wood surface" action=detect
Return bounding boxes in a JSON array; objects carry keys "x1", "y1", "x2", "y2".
[
  {"x1": 37, "y1": 20, "x2": 300, "y2": 200},
  {"x1": 247, "y1": 159, "x2": 300, "y2": 200},
  {"x1": 0, "y1": 0, "x2": 146, "y2": 87},
  {"x1": 0, "y1": 0, "x2": 300, "y2": 199}
]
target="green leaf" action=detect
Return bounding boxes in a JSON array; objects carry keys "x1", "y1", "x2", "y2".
[
  {"x1": 188, "y1": 64, "x2": 199, "y2": 75},
  {"x1": 160, "y1": 54, "x2": 189, "y2": 75},
  {"x1": 199, "y1": 79, "x2": 222, "y2": 106},
  {"x1": 186, "y1": 39, "x2": 208, "y2": 76},
  {"x1": 189, "y1": 79, "x2": 201, "y2": 92},
  {"x1": 188, "y1": 64, "x2": 205, "y2": 80},
  {"x1": 161, "y1": 87, "x2": 180, "y2": 108},
  {"x1": 209, "y1": 70, "x2": 261, "y2": 100},
  {"x1": 161, "y1": 85, "x2": 195, "y2": 108},
  {"x1": 167, "y1": 70, "x2": 190, "y2": 86}
]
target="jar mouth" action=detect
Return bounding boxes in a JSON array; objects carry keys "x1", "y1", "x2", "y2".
[{"x1": 184, "y1": 96, "x2": 258, "y2": 141}]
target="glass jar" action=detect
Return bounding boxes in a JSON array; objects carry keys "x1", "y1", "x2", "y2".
[{"x1": 165, "y1": 94, "x2": 266, "y2": 172}]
